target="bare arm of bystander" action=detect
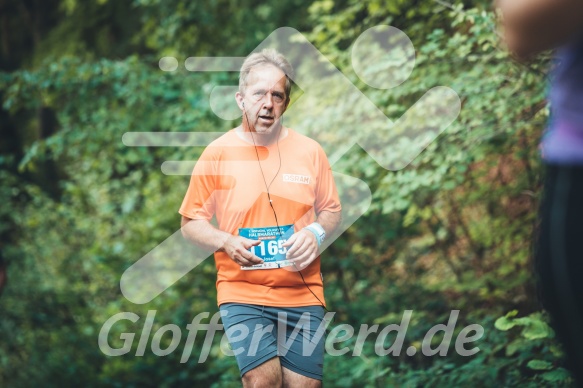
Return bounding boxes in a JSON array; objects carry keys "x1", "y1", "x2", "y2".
[{"x1": 496, "y1": 0, "x2": 583, "y2": 59}]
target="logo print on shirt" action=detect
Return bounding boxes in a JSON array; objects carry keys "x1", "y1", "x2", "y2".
[{"x1": 283, "y1": 174, "x2": 311, "y2": 185}]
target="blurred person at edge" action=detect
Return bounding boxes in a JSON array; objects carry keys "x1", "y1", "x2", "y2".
[{"x1": 497, "y1": 0, "x2": 583, "y2": 386}]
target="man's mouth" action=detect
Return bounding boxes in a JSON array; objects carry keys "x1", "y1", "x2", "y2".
[{"x1": 258, "y1": 115, "x2": 274, "y2": 123}]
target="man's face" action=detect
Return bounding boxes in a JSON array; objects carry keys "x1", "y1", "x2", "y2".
[{"x1": 238, "y1": 64, "x2": 288, "y2": 134}]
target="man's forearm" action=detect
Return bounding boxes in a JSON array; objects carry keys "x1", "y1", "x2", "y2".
[
  {"x1": 180, "y1": 217, "x2": 231, "y2": 252},
  {"x1": 182, "y1": 211, "x2": 341, "y2": 253},
  {"x1": 315, "y1": 210, "x2": 342, "y2": 238}
]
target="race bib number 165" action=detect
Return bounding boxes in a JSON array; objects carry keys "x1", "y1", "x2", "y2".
[{"x1": 238, "y1": 224, "x2": 295, "y2": 270}]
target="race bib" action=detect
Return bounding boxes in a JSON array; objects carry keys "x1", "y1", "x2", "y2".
[{"x1": 238, "y1": 224, "x2": 295, "y2": 270}]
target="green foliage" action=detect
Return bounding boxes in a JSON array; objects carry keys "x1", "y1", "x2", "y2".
[
  {"x1": 493, "y1": 311, "x2": 573, "y2": 386},
  {"x1": 495, "y1": 310, "x2": 554, "y2": 340}
]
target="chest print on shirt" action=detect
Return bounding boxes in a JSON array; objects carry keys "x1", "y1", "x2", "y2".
[{"x1": 282, "y1": 174, "x2": 311, "y2": 185}]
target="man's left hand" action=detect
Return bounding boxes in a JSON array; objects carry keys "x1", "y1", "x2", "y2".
[{"x1": 283, "y1": 229, "x2": 319, "y2": 270}]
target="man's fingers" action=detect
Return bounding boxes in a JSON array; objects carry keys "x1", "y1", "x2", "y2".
[
  {"x1": 286, "y1": 231, "x2": 316, "y2": 258},
  {"x1": 236, "y1": 253, "x2": 262, "y2": 266},
  {"x1": 247, "y1": 255, "x2": 264, "y2": 265},
  {"x1": 291, "y1": 252, "x2": 316, "y2": 270},
  {"x1": 250, "y1": 239, "x2": 261, "y2": 246},
  {"x1": 292, "y1": 247, "x2": 314, "y2": 263},
  {"x1": 285, "y1": 235, "x2": 304, "y2": 256},
  {"x1": 241, "y1": 249, "x2": 263, "y2": 264},
  {"x1": 243, "y1": 239, "x2": 261, "y2": 248},
  {"x1": 286, "y1": 242, "x2": 299, "y2": 257},
  {"x1": 236, "y1": 256, "x2": 253, "y2": 267},
  {"x1": 288, "y1": 240, "x2": 310, "y2": 259},
  {"x1": 227, "y1": 237, "x2": 264, "y2": 266},
  {"x1": 282, "y1": 234, "x2": 296, "y2": 248}
]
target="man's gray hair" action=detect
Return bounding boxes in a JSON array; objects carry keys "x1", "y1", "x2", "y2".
[{"x1": 239, "y1": 49, "x2": 294, "y2": 102}]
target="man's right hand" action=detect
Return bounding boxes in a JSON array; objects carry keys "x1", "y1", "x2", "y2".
[{"x1": 221, "y1": 236, "x2": 264, "y2": 267}]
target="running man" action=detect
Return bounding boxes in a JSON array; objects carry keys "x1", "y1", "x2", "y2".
[{"x1": 179, "y1": 49, "x2": 342, "y2": 387}]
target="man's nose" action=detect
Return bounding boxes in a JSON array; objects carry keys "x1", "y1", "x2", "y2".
[{"x1": 263, "y1": 93, "x2": 274, "y2": 109}]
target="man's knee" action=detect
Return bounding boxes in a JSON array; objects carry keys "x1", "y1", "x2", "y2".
[
  {"x1": 242, "y1": 371, "x2": 282, "y2": 387},
  {"x1": 242, "y1": 357, "x2": 282, "y2": 388},
  {"x1": 281, "y1": 366, "x2": 321, "y2": 388}
]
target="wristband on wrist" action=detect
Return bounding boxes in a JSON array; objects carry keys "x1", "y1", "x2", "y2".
[{"x1": 303, "y1": 222, "x2": 326, "y2": 246}]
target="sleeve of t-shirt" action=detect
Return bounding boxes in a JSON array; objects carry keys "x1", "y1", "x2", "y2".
[
  {"x1": 314, "y1": 144, "x2": 342, "y2": 214},
  {"x1": 178, "y1": 148, "x2": 217, "y2": 221}
]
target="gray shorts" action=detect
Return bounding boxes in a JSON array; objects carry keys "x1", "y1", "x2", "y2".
[{"x1": 219, "y1": 303, "x2": 327, "y2": 380}]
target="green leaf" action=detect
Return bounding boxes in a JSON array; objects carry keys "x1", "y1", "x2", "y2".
[
  {"x1": 494, "y1": 310, "x2": 518, "y2": 331},
  {"x1": 494, "y1": 316, "x2": 516, "y2": 331},
  {"x1": 527, "y1": 360, "x2": 553, "y2": 371},
  {"x1": 540, "y1": 368, "x2": 572, "y2": 382},
  {"x1": 505, "y1": 338, "x2": 526, "y2": 357},
  {"x1": 521, "y1": 319, "x2": 554, "y2": 340}
]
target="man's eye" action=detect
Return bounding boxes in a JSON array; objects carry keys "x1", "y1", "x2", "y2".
[{"x1": 274, "y1": 95, "x2": 284, "y2": 102}]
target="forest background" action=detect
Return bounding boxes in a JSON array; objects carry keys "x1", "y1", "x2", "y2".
[{"x1": 0, "y1": 0, "x2": 571, "y2": 386}]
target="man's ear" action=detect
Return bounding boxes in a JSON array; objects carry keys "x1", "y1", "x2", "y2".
[{"x1": 235, "y1": 91, "x2": 244, "y2": 111}]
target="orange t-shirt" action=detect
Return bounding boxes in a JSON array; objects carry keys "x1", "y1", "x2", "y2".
[{"x1": 179, "y1": 128, "x2": 341, "y2": 307}]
